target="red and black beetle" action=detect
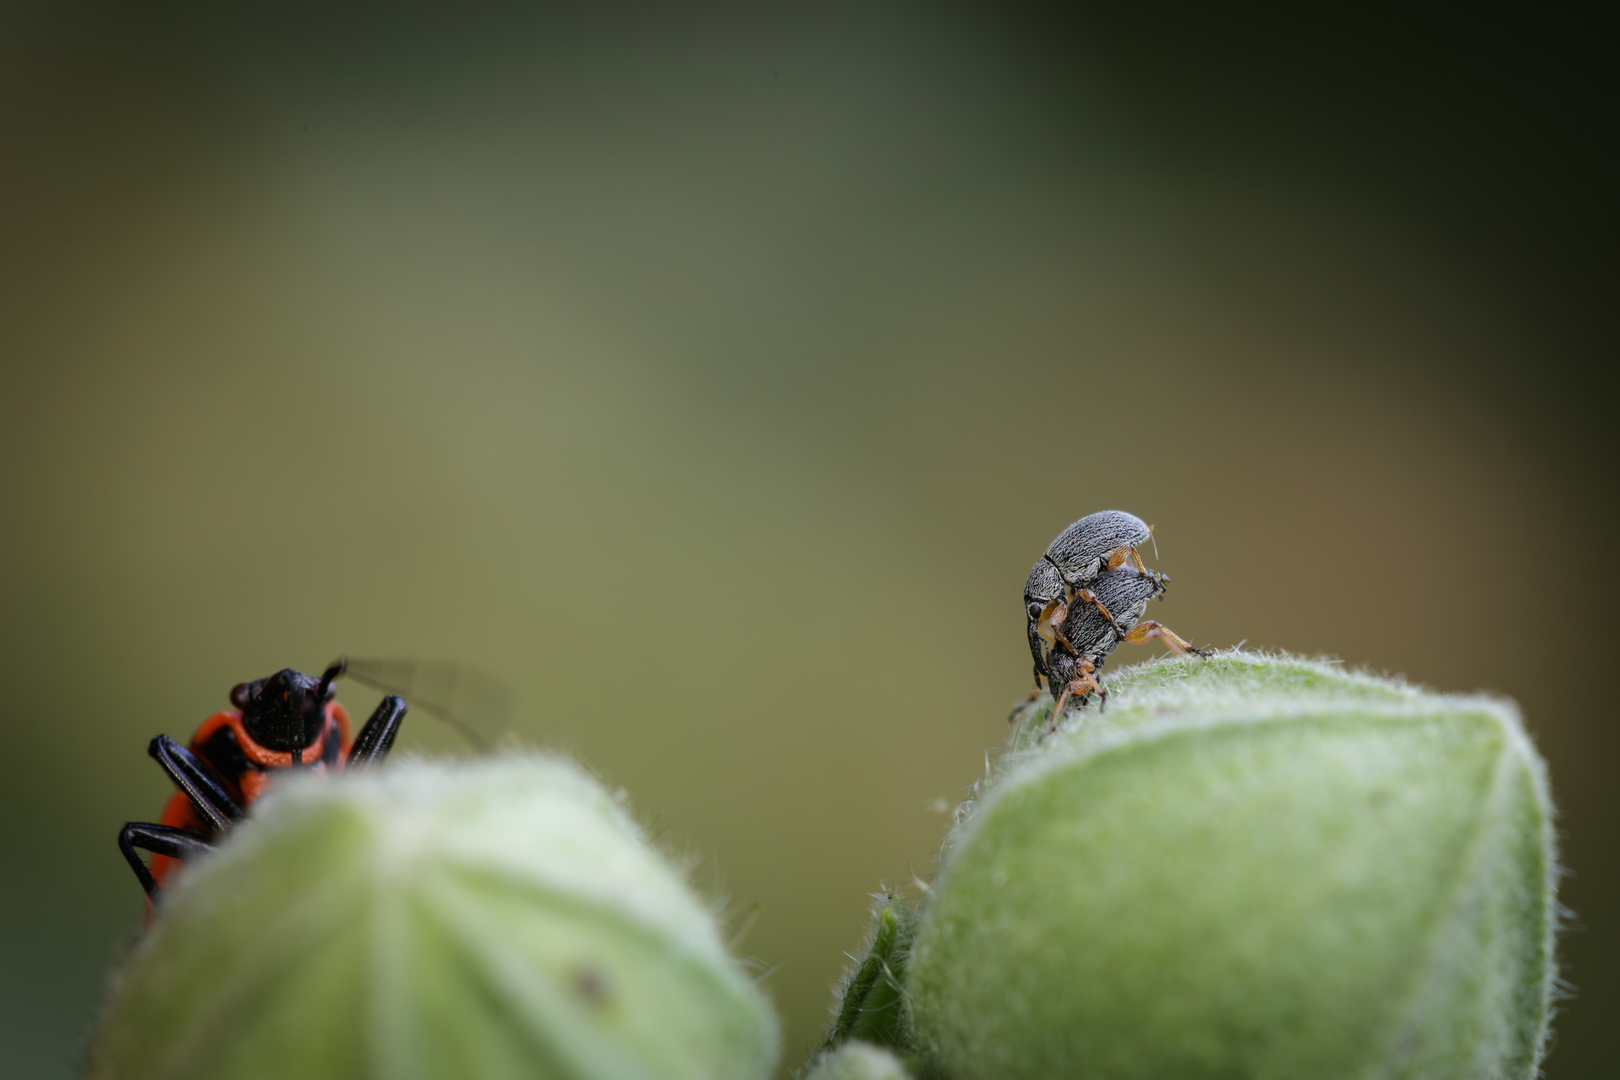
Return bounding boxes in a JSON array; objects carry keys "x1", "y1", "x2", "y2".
[{"x1": 117, "y1": 659, "x2": 407, "y2": 903}]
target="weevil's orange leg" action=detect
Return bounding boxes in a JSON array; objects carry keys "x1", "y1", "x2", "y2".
[
  {"x1": 1104, "y1": 533, "x2": 1156, "y2": 575},
  {"x1": 1104, "y1": 542, "x2": 1160, "y2": 586},
  {"x1": 1072, "y1": 588, "x2": 1118, "y2": 626},
  {"x1": 1009, "y1": 693, "x2": 1043, "y2": 732},
  {"x1": 1038, "y1": 599, "x2": 1076, "y2": 654},
  {"x1": 1048, "y1": 661, "x2": 1104, "y2": 732},
  {"x1": 1053, "y1": 586, "x2": 1129, "y2": 645},
  {"x1": 1048, "y1": 685, "x2": 1072, "y2": 733},
  {"x1": 1122, "y1": 620, "x2": 1212, "y2": 657},
  {"x1": 1130, "y1": 546, "x2": 1150, "y2": 576},
  {"x1": 1072, "y1": 586, "x2": 1135, "y2": 637}
]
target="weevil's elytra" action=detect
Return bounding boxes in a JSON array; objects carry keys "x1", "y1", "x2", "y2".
[
  {"x1": 1023, "y1": 510, "x2": 1156, "y2": 684},
  {"x1": 117, "y1": 660, "x2": 408, "y2": 912},
  {"x1": 1042, "y1": 565, "x2": 1210, "y2": 729},
  {"x1": 1040, "y1": 566, "x2": 1165, "y2": 719},
  {"x1": 1054, "y1": 564, "x2": 1166, "y2": 660},
  {"x1": 1044, "y1": 510, "x2": 1155, "y2": 588}
]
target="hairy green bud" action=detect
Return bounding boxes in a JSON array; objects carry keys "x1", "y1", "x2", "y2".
[
  {"x1": 89, "y1": 757, "x2": 779, "y2": 1080},
  {"x1": 907, "y1": 651, "x2": 1558, "y2": 1080},
  {"x1": 824, "y1": 893, "x2": 917, "y2": 1054},
  {"x1": 803, "y1": 1041, "x2": 915, "y2": 1080}
]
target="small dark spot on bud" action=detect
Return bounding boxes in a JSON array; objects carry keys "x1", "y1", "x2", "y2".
[{"x1": 572, "y1": 964, "x2": 611, "y2": 1006}]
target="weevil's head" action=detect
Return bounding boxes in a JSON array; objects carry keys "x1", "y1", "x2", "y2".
[
  {"x1": 230, "y1": 666, "x2": 341, "y2": 752},
  {"x1": 1045, "y1": 647, "x2": 1078, "y2": 691},
  {"x1": 1024, "y1": 558, "x2": 1067, "y2": 674}
]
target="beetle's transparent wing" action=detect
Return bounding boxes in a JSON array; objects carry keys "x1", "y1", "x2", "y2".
[{"x1": 339, "y1": 658, "x2": 510, "y2": 753}]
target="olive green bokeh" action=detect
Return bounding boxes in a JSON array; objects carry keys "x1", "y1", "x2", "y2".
[{"x1": 2, "y1": 4, "x2": 1614, "y2": 1079}]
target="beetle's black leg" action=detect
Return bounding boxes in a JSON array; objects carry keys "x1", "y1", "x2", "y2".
[
  {"x1": 118, "y1": 823, "x2": 214, "y2": 901},
  {"x1": 311, "y1": 659, "x2": 348, "y2": 766},
  {"x1": 348, "y1": 695, "x2": 408, "y2": 767},
  {"x1": 1121, "y1": 620, "x2": 1212, "y2": 657},
  {"x1": 150, "y1": 735, "x2": 242, "y2": 833},
  {"x1": 321, "y1": 722, "x2": 343, "y2": 766}
]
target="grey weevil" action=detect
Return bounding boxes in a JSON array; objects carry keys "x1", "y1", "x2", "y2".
[
  {"x1": 1042, "y1": 565, "x2": 1209, "y2": 729},
  {"x1": 1023, "y1": 510, "x2": 1158, "y2": 686}
]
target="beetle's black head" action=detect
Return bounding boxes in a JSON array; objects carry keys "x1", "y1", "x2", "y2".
[{"x1": 230, "y1": 666, "x2": 341, "y2": 752}]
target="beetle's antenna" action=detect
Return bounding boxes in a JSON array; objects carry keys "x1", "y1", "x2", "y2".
[
  {"x1": 1147, "y1": 524, "x2": 1160, "y2": 562},
  {"x1": 342, "y1": 664, "x2": 494, "y2": 754},
  {"x1": 296, "y1": 659, "x2": 347, "y2": 769},
  {"x1": 317, "y1": 658, "x2": 346, "y2": 701}
]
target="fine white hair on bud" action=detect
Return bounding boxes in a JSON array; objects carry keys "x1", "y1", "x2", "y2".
[
  {"x1": 89, "y1": 756, "x2": 780, "y2": 1080},
  {"x1": 904, "y1": 651, "x2": 1559, "y2": 1080}
]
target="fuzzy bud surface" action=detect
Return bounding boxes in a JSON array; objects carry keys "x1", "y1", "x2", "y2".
[
  {"x1": 89, "y1": 756, "x2": 780, "y2": 1080},
  {"x1": 906, "y1": 652, "x2": 1558, "y2": 1080}
]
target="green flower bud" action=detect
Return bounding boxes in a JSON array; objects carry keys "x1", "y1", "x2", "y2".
[
  {"x1": 88, "y1": 756, "x2": 780, "y2": 1080},
  {"x1": 907, "y1": 651, "x2": 1558, "y2": 1080},
  {"x1": 825, "y1": 893, "x2": 918, "y2": 1054},
  {"x1": 803, "y1": 1041, "x2": 915, "y2": 1080}
]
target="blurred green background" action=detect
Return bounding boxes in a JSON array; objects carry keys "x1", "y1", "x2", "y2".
[{"x1": 2, "y1": 2, "x2": 1615, "y2": 1076}]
